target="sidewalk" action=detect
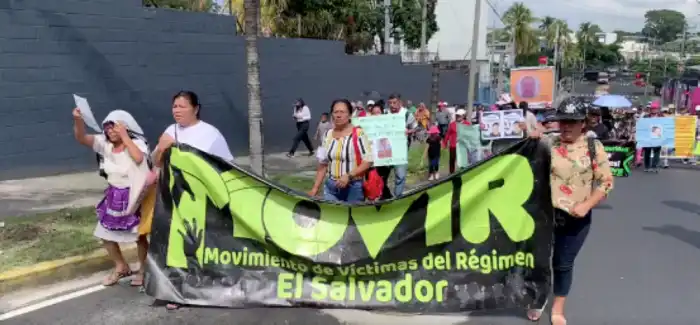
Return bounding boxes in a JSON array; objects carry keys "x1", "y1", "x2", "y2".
[{"x1": 0, "y1": 153, "x2": 316, "y2": 219}]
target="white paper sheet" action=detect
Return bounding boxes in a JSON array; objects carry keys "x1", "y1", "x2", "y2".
[{"x1": 72, "y1": 94, "x2": 102, "y2": 132}]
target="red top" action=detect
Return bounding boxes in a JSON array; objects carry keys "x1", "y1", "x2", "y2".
[
  {"x1": 357, "y1": 110, "x2": 367, "y2": 117},
  {"x1": 442, "y1": 120, "x2": 470, "y2": 148}
]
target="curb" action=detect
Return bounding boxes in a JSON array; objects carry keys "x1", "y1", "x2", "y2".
[{"x1": 0, "y1": 244, "x2": 137, "y2": 295}]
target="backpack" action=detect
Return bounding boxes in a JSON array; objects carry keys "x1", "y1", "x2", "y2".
[
  {"x1": 350, "y1": 127, "x2": 384, "y2": 201},
  {"x1": 587, "y1": 137, "x2": 599, "y2": 189}
]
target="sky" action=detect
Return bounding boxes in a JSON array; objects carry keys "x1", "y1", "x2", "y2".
[
  {"x1": 489, "y1": 0, "x2": 700, "y2": 32},
  {"x1": 213, "y1": 0, "x2": 700, "y2": 33}
]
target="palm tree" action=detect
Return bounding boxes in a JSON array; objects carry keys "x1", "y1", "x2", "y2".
[
  {"x1": 539, "y1": 16, "x2": 556, "y2": 48},
  {"x1": 577, "y1": 22, "x2": 600, "y2": 69},
  {"x1": 502, "y1": 2, "x2": 538, "y2": 55},
  {"x1": 552, "y1": 20, "x2": 571, "y2": 60},
  {"x1": 245, "y1": 0, "x2": 265, "y2": 175},
  {"x1": 229, "y1": 0, "x2": 289, "y2": 34}
]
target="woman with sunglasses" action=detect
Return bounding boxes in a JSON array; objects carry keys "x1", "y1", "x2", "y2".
[{"x1": 72, "y1": 108, "x2": 151, "y2": 287}]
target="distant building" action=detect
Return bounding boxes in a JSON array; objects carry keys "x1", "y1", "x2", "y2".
[
  {"x1": 619, "y1": 40, "x2": 649, "y2": 61},
  {"x1": 595, "y1": 32, "x2": 618, "y2": 45}
]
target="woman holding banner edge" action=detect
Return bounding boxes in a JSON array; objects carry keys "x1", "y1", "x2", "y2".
[
  {"x1": 308, "y1": 99, "x2": 373, "y2": 202},
  {"x1": 527, "y1": 97, "x2": 614, "y2": 325}
]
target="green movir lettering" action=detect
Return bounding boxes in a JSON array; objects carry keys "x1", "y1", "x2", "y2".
[{"x1": 164, "y1": 148, "x2": 536, "y2": 268}]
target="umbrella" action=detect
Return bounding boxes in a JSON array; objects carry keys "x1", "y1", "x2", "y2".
[{"x1": 592, "y1": 94, "x2": 632, "y2": 108}]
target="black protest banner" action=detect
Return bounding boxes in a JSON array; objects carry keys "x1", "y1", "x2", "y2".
[
  {"x1": 144, "y1": 140, "x2": 553, "y2": 312},
  {"x1": 602, "y1": 140, "x2": 635, "y2": 177}
]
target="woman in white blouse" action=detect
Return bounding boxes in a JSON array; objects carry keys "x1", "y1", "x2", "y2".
[
  {"x1": 151, "y1": 91, "x2": 233, "y2": 311},
  {"x1": 73, "y1": 108, "x2": 151, "y2": 287},
  {"x1": 287, "y1": 98, "x2": 315, "y2": 157},
  {"x1": 153, "y1": 91, "x2": 234, "y2": 166}
]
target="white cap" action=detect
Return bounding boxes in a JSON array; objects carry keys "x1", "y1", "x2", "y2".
[
  {"x1": 366, "y1": 100, "x2": 375, "y2": 106},
  {"x1": 456, "y1": 109, "x2": 467, "y2": 116}
]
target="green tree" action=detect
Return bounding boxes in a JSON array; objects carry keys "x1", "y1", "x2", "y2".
[
  {"x1": 391, "y1": 0, "x2": 439, "y2": 49},
  {"x1": 143, "y1": 0, "x2": 217, "y2": 11},
  {"x1": 487, "y1": 28, "x2": 511, "y2": 43},
  {"x1": 539, "y1": 16, "x2": 556, "y2": 48},
  {"x1": 642, "y1": 9, "x2": 686, "y2": 44},
  {"x1": 502, "y1": 2, "x2": 538, "y2": 55},
  {"x1": 629, "y1": 57, "x2": 678, "y2": 87},
  {"x1": 612, "y1": 29, "x2": 642, "y2": 43},
  {"x1": 273, "y1": 0, "x2": 437, "y2": 53}
]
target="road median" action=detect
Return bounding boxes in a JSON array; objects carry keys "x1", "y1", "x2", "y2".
[{"x1": 0, "y1": 207, "x2": 137, "y2": 295}]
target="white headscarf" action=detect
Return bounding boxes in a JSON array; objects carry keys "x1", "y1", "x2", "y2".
[
  {"x1": 102, "y1": 110, "x2": 149, "y2": 153},
  {"x1": 103, "y1": 110, "x2": 144, "y2": 135},
  {"x1": 101, "y1": 110, "x2": 152, "y2": 215}
]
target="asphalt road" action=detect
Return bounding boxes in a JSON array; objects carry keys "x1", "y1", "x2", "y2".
[
  {"x1": 3, "y1": 166, "x2": 700, "y2": 324},
  {"x1": 572, "y1": 80, "x2": 649, "y2": 97}
]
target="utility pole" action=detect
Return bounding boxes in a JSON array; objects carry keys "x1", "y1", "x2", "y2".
[
  {"x1": 553, "y1": 24, "x2": 560, "y2": 100},
  {"x1": 497, "y1": 53, "x2": 505, "y2": 94},
  {"x1": 466, "y1": 0, "x2": 482, "y2": 111},
  {"x1": 644, "y1": 37, "x2": 655, "y2": 98},
  {"x1": 419, "y1": 0, "x2": 428, "y2": 63},
  {"x1": 681, "y1": 24, "x2": 688, "y2": 60},
  {"x1": 383, "y1": 0, "x2": 392, "y2": 54}
]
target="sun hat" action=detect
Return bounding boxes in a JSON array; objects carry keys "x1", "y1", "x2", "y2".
[{"x1": 553, "y1": 97, "x2": 586, "y2": 121}]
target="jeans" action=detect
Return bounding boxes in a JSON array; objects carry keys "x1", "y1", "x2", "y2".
[
  {"x1": 393, "y1": 164, "x2": 407, "y2": 196},
  {"x1": 448, "y1": 147, "x2": 457, "y2": 173},
  {"x1": 323, "y1": 178, "x2": 364, "y2": 203},
  {"x1": 438, "y1": 124, "x2": 448, "y2": 138},
  {"x1": 643, "y1": 146, "x2": 661, "y2": 169},
  {"x1": 428, "y1": 157, "x2": 440, "y2": 173},
  {"x1": 289, "y1": 121, "x2": 313, "y2": 155},
  {"x1": 553, "y1": 209, "x2": 591, "y2": 297}
]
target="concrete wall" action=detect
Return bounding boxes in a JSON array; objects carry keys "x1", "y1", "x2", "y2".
[{"x1": 0, "y1": 0, "x2": 470, "y2": 180}]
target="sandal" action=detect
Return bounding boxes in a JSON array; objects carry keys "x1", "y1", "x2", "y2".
[
  {"x1": 130, "y1": 271, "x2": 144, "y2": 287},
  {"x1": 526, "y1": 309, "x2": 543, "y2": 321},
  {"x1": 166, "y1": 303, "x2": 181, "y2": 310},
  {"x1": 102, "y1": 269, "x2": 132, "y2": 286},
  {"x1": 551, "y1": 314, "x2": 567, "y2": 325},
  {"x1": 527, "y1": 298, "x2": 547, "y2": 322}
]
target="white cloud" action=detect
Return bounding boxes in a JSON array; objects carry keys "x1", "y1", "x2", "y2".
[{"x1": 489, "y1": 0, "x2": 700, "y2": 32}]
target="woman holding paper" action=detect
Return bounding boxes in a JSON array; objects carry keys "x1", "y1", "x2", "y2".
[{"x1": 72, "y1": 108, "x2": 152, "y2": 287}]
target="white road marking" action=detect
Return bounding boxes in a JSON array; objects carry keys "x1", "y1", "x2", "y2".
[
  {"x1": 0, "y1": 285, "x2": 106, "y2": 321},
  {"x1": 321, "y1": 309, "x2": 470, "y2": 325}
]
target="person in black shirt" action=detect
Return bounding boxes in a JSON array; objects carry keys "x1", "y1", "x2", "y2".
[
  {"x1": 423, "y1": 126, "x2": 442, "y2": 180},
  {"x1": 586, "y1": 109, "x2": 610, "y2": 140}
]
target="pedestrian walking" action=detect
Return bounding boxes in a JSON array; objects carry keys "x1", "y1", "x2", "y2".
[
  {"x1": 287, "y1": 98, "x2": 315, "y2": 157},
  {"x1": 308, "y1": 99, "x2": 373, "y2": 203},
  {"x1": 422, "y1": 126, "x2": 442, "y2": 180},
  {"x1": 527, "y1": 97, "x2": 614, "y2": 325},
  {"x1": 72, "y1": 108, "x2": 152, "y2": 288}
]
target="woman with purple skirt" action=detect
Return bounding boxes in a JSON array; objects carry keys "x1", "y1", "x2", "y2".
[{"x1": 73, "y1": 108, "x2": 152, "y2": 286}]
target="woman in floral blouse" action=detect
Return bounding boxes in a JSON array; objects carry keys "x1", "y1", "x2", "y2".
[{"x1": 528, "y1": 97, "x2": 614, "y2": 325}]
